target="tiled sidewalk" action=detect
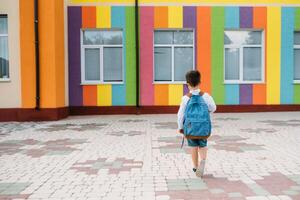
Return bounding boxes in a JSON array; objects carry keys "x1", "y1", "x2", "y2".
[{"x1": 0, "y1": 112, "x2": 300, "y2": 200}]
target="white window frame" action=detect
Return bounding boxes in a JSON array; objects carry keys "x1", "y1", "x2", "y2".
[
  {"x1": 294, "y1": 31, "x2": 300, "y2": 84},
  {"x1": 0, "y1": 15, "x2": 9, "y2": 82},
  {"x1": 80, "y1": 28, "x2": 124, "y2": 85},
  {"x1": 153, "y1": 29, "x2": 195, "y2": 84},
  {"x1": 224, "y1": 29, "x2": 265, "y2": 84}
]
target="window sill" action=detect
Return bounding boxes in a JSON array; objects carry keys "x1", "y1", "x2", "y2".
[
  {"x1": 81, "y1": 82, "x2": 124, "y2": 85},
  {"x1": 224, "y1": 81, "x2": 265, "y2": 84},
  {"x1": 293, "y1": 81, "x2": 300, "y2": 84},
  {"x1": 153, "y1": 81, "x2": 187, "y2": 84},
  {"x1": 0, "y1": 78, "x2": 11, "y2": 82}
]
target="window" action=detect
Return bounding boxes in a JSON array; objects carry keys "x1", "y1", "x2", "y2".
[
  {"x1": 154, "y1": 30, "x2": 194, "y2": 82},
  {"x1": 224, "y1": 30, "x2": 264, "y2": 83},
  {"x1": 294, "y1": 31, "x2": 300, "y2": 83},
  {"x1": 0, "y1": 15, "x2": 9, "y2": 80},
  {"x1": 81, "y1": 29, "x2": 123, "y2": 84}
]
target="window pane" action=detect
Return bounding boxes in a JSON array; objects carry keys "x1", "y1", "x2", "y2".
[
  {"x1": 243, "y1": 31, "x2": 261, "y2": 45},
  {"x1": 225, "y1": 48, "x2": 239, "y2": 80},
  {"x1": 0, "y1": 36, "x2": 9, "y2": 79},
  {"x1": 85, "y1": 48, "x2": 100, "y2": 81},
  {"x1": 104, "y1": 47, "x2": 122, "y2": 82},
  {"x1": 243, "y1": 47, "x2": 262, "y2": 81},
  {"x1": 102, "y1": 31, "x2": 122, "y2": 45},
  {"x1": 154, "y1": 47, "x2": 172, "y2": 81},
  {"x1": 83, "y1": 30, "x2": 102, "y2": 45},
  {"x1": 294, "y1": 32, "x2": 300, "y2": 45},
  {"x1": 0, "y1": 16, "x2": 8, "y2": 34},
  {"x1": 154, "y1": 31, "x2": 173, "y2": 44},
  {"x1": 174, "y1": 47, "x2": 193, "y2": 81},
  {"x1": 294, "y1": 49, "x2": 300, "y2": 80},
  {"x1": 83, "y1": 30, "x2": 122, "y2": 45},
  {"x1": 225, "y1": 31, "x2": 262, "y2": 45},
  {"x1": 174, "y1": 31, "x2": 193, "y2": 44}
]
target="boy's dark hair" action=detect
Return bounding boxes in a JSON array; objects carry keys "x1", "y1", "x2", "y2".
[{"x1": 185, "y1": 70, "x2": 201, "y2": 87}]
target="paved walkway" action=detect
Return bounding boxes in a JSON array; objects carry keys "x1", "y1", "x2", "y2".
[{"x1": 0, "y1": 112, "x2": 300, "y2": 200}]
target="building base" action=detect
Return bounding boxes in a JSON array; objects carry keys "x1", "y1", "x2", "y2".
[
  {"x1": 0, "y1": 107, "x2": 69, "y2": 122},
  {"x1": 69, "y1": 104, "x2": 300, "y2": 115},
  {"x1": 0, "y1": 105, "x2": 300, "y2": 122}
]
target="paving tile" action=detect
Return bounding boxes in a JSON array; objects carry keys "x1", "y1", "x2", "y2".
[
  {"x1": 0, "y1": 113, "x2": 299, "y2": 199},
  {"x1": 228, "y1": 192, "x2": 243, "y2": 197}
]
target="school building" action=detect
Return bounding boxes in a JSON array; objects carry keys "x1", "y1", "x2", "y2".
[{"x1": 0, "y1": 0, "x2": 300, "y2": 121}]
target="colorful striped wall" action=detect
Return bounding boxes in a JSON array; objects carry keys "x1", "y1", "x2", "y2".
[
  {"x1": 68, "y1": 6, "x2": 136, "y2": 107},
  {"x1": 69, "y1": 0, "x2": 300, "y2": 5},
  {"x1": 68, "y1": 5, "x2": 300, "y2": 107},
  {"x1": 139, "y1": 6, "x2": 300, "y2": 106}
]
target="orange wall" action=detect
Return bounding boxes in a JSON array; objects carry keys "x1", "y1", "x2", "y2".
[
  {"x1": 54, "y1": 0, "x2": 66, "y2": 108},
  {"x1": 20, "y1": 0, "x2": 36, "y2": 108},
  {"x1": 20, "y1": 0, "x2": 65, "y2": 109}
]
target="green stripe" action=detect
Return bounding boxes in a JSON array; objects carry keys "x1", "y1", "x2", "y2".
[
  {"x1": 125, "y1": 7, "x2": 136, "y2": 105},
  {"x1": 295, "y1": 8, "x2": 300, "y2": 29},
  {"x1": 211, "y1": 7, "x2": 225, "y2": 104},
  {"x1": 294, "y1": 8, "x2": 300, "y2": 104},
  {"x1": 294, "y1": 85, "x2": 300, "y2": 103}
]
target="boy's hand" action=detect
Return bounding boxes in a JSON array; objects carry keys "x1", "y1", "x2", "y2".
[{"x1": 178, "y1": 129, "x2": 184, "y2": 134}]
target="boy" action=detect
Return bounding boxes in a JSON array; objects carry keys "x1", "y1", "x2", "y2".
[{"x1": 177, "y1": 70, "x2": 216, "y2": 177}]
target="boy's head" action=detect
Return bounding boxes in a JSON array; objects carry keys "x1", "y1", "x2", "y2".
[{"x1": 185, "y1": 70, "x2": 201, "y2": 88}]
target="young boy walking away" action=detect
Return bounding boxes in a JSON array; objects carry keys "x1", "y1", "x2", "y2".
[{"x1": 177, "y1": 70, "x2": 216, "y2": 177}]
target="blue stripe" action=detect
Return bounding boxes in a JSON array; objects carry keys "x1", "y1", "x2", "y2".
[
  {"x1": 225, "y1": 7, "x2": 240, "y2": 28},
  {"x1": 281, "y1": 7, "x2": 294, "y2": 104},
  {"x1": 225, "y1": 7, "x2": 240, "y2": 105},
  {"x1": 111, "y1": 7, "x2": 126, "y2": 106}
]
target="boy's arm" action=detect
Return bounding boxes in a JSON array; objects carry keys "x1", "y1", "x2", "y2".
[
  {"x1": 204, "y1": 94, "x2": 217, "y2": 113},
  {"x1": 177, "y1": 96, "x2": 189, "y2": 132}
]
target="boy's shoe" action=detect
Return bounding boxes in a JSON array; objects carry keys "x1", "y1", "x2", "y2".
[
  {"x1": 196, "y1": 160, "x2": 206, "y2": 177},
  {"x1": 192, "y1": 168, "x2": 197, "y2": 173}
]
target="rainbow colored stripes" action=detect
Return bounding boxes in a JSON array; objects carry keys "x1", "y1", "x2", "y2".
[
  {"x1": 69, "y1": 0, "x2": 300, "y2": 5},
  {"x1": 68, "y1": 6, "x2": 136, "y2": 106},
  {"x1": 68, "y1": 5, "x2": 300, "y2": 107}
]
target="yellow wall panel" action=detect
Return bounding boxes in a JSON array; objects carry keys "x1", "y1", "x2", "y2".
[
  {"x1": 168, "y1": 84, "x2": 183, "y2": 105},
  {"x1": 168, "y1": 6, "x2": 183, "y2": 28},
  {"x1": 266, "y1": 7, "x2": 281, "y2": 105},
  {"x1": 96, "y1": 6, "x2": 111, "y2": 28},
  {"x1": 97, "y1": 85, "x2": 112, "y2": 106}
]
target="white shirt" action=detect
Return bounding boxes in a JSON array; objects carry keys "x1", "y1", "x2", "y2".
[{"x1": 177, "y1": 89, "x2": 217, "y2": 130}]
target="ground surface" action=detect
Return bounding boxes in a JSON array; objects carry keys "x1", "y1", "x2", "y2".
[{"x1": 0, "y1": 112, "x2": 300, "y2": 200}]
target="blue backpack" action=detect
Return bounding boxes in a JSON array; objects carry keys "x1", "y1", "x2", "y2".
[{"x1": 182, "y1": 92, "x2": 211, "y2": 147}]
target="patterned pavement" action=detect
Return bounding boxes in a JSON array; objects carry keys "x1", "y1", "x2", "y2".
[{"x1": 0, "y1": 112, "x2": 300, "y2": 200}]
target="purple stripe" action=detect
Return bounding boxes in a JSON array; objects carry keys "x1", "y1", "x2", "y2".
[
  {"x1": 183, "y1": 6, "x2": 197, "y2": 78},
  {"x1": 240, "y1": 7, "x2": 253, "y2": 28},
  {"x1": 239, "y1": 7, "x2": 253, "y2": 105},
  {"x1": 183, "y1": 6, "x2": 196, "y2": 28},
  {"x1": 239, "y1": 85, "x2": 253, "y2": 105},
  {"x1": 183, "y1": 84, "x2": 189, "y2": 95},
  {"x1": 68, "y1": 7, "x2": 83, "y2": 106}
]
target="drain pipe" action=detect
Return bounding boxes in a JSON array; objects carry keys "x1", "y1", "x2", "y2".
[
  {"x1": 34, "y1": 0, "x2": 40, "y2": 110},
  {"x1": 135, "y1": 0, "x2": 140, "y2": 109}
]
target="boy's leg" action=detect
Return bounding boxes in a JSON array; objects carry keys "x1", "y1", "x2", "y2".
[
  {"x1": 198, "y1": 147, "x2": 208, "y2": 161},
  {"x1": 197, "y1": 143, "x2": 208, "y2": 177},
  {"x1": 191, "y1": 147, "x2": 198, "y2": 168}
]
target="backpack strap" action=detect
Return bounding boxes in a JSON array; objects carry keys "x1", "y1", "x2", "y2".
[
  {"x1": 186, "y1": 93, "x2": 192, "y2": 98},
  {"x1": 185, "y1": 91, "x2": 204, "y2": 98},
  {"x1": 181, "y1": 136, "x2": 185, "y2": 149}
]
